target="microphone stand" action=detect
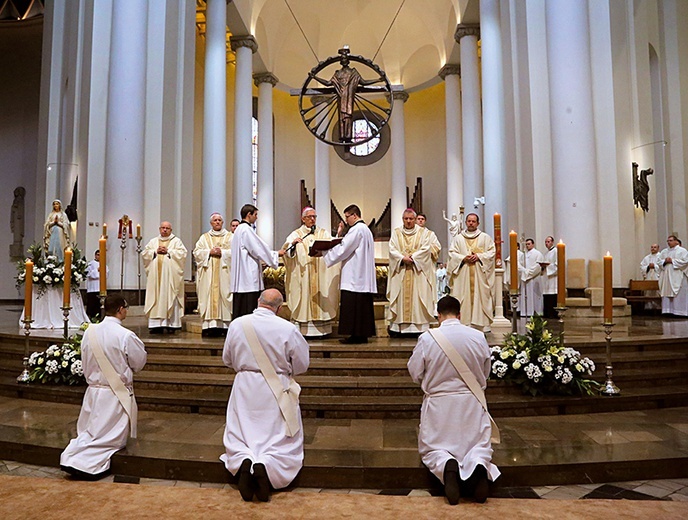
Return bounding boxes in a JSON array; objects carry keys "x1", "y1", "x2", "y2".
[{"x1": 286, "y1": 225, "x2": 316, "y2": 254}]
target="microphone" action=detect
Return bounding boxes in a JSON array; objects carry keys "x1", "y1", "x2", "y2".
[{"x1": 287, "y1": 225, "x2": 316, "y2": 253}]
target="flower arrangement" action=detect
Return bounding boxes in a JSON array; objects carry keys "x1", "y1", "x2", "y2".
[
  {"x1": 16, "y1": 243, "x2": 88, "y2": 297},
  {"x1": 28, "y1": 323, "x2": 89, "y2": 385},
  {"x1": 490, "y1": 314, "x2": 599, "y2": 396}
]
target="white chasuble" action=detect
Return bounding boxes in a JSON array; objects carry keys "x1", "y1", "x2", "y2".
[
  {"x1": 142, "y1": 234, "x2": 187, "y2": 327},
  {"x1": 194, "y1": 229, "x2": 233, "y2": 327},
  {"x1": 387, "y1": 225, "x2": 440, "y2": 332}
]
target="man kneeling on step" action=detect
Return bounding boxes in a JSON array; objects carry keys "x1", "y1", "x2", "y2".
[
  {"x1": 220, "y1": 289, "x2": 309, "y2": 501},
  {"x1": 408, "y1": 295, "x2": 500, "y2": 504}
]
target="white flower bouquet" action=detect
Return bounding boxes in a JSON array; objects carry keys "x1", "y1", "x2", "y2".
[
  {"x1": 28, "y1": 326, "x2": 88, "y2": 385},
  {"x1": 16, "y1": 243, "x2": 89, "y2": 297},
  {"x1": 490, "y1": 314, "x2": 599, "y2": 396}
]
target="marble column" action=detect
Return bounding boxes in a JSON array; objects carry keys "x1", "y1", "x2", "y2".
[
  {"x1": 202, "y1": 0, "x2": 227, "y2": 221},
  {"x1": 311, "y1": 95, "x2": 332, "y2": 235},
  {"x1": 455, "y1": 24, "x2": 483, "y2": 223},
  {"x1": 390, "y1": 91, "x2": 409, "y2": 229},
  {"x1": 230, "y1": 35, "x2": 258, "y2": 218},
  {"x1": 439, "y1": 64, "x2": 462, "y2": 246},
  {"x1": 546, "y1": 0, "x2": 599, "y2": 258},
  {"x1": 104, "y1": 0, "x2": 147, "y2": 289},
  {"x1": 480, "y1": 0, "x2": 507, "y2": 235},
  {"x1": 254, "y1": 72, "x2": 278, "y2": 247}
]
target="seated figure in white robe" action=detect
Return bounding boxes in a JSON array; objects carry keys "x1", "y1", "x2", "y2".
[
  {"x1": 640, "y1": 243, "x2": 662, "y2": 311},
  {"x1": 60, "y1": 294, "x2": 147, "y2": 480},
  {"x1": 194, "y1": 213, "x2": 233, "y2": 336},
  {"x1": 387, "y1": 208, "x2": 440, "y2": 335},
  {"x1": 518, "y1": 239, "x2": 544, "y2": 317},
  {"x1": 141, "y1": 221, "x2": 187, "y2": 333},
  {"x1": 658, "y1": 235, "x2": 688, "y2": 317},
  {"x1": 220, "y1": 289, "x2": 309, "y2": 502},
  {"x1": 408, "y1": 295, "x2": 500, "y2": 505},
  {"x1": 282, "y1": 207, "x2": 340, "y2": 337}
]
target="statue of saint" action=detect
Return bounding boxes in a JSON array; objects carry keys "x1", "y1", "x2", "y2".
[
  {"x1": 43, "y1": 199, "x2": 72, "y2": 261},
  {"x1": 443, "y1": 210, "x2": 461, "y2": 237}
]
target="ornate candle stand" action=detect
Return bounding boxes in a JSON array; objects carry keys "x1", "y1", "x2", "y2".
[
  {"x1": 135, "y1": 236, "x2": 143, "y2": 305},
  {"x1": 61, "y1": 305, "x2": 72, "y2": 340},
  {"x1": 509, "y1": 291, "x2": 520, "y2": 334},
  {"x1": 601, "y1": 322, "x2": 621, "y2": 396},
  {"x1": 554, "y1": 305, "x2": 568, "y2": 342},
  {"x1": 120, "y1": 232, "x2": 128, "y2": 293},
  {"x1": 17, "y1": 317, "x2": 33, "y2": 383}
]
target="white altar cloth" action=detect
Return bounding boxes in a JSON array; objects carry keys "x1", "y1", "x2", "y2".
[{"x1": 19, "y1": 287, "x2": 90, "y2": 329}]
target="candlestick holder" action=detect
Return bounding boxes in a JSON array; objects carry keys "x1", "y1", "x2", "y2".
[
  {"x1": 61, "y1": 305, "x2": 72, "y2": 340},
  {"x1": 120, "y1": 232, "x2": 128, "y2": 293},
  {"x1": 17, "y1": 317, "x2": 33, "y2": 383},
  {"x1": 509, "y1": 291, "x2": 520, "y2": 334},
  {"x1": 554, "y1": 305, "x2": 568, "y2": 343},
  {"x1": 99, "y1": 293, "x2": 106, "y2": 321},
  {"x1": 135, "y1": 236, "x2": 143, "y2": 305},
  {"x1": 601, "y1": 322, "x2": 620, "y2": 396}
]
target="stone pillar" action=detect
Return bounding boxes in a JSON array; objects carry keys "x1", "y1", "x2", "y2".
[
  {"x1": 254, "y1": 72, "x2": 278, "y2": 247},
  {"x1": 546, "y1": 0, "x2": 599, "y2": 258},
  {"x1": 311, "y1": 95, "x2": 332, "y2": 235},
  {"x1": 390, "y1": 91, "x2": 409, "y2": 229},
  {"x1": 480, "y1": 0, "x2": 507, "y2": 235},
  {"x1": 439, "y1": 64, "x2": 462, "y2": 246},
  {"x1": 230, "y1": 35, "x2": 258, "y2": 218},
  {"x1": 455, "y1": 24, "x2": 484, "y2": 223},
  {"x1": 104, "y1": 0, "x2": 147, "y2": 289},
  {"x1": 202, "y1": 0, "x2": 227, "y2": 222}
]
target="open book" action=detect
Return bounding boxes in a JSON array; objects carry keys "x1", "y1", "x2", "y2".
[{"x1": 309, "y1": 238, "x2": 342, "y2": 256}]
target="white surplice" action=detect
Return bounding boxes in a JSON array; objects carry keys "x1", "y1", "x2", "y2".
[
  {"x1": 323, "y1": 220, "x2": 376, "y2": 293},
  {"x1": 60, "y1": 317, "x2": 147, "y2": 474},
  {"x1": 542, "y1": 247, "x2": 558, "y2": 295},
  {"x1": 408, "y1": 318, "x2": 500, "y2": 483},
  {"x1": 518, "y1": 248, "x2": 544, "y2": 316},
  {"x1": 658, "y1": 245, "x2": 688, "y2": 316},
  {"x1": 230, "y1": 222, "x2": 279, "y2": 293},
  {"x1": 194, "y1": 229, "x2": 233, "y2": 329},
  {"x1": 220, "y1": 307, "x2": 309, "y2": 489},
  {"x1": 640, "y1": 252, "x2": 661, "y2": 281}
]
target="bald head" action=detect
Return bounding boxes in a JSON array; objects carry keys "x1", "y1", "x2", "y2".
[
  {"x1": 258, "y1": 289, "x2": 283, "y2": 313},
  {"x1": 159, "y1": 221, "x2": 172, "y2": 237}
]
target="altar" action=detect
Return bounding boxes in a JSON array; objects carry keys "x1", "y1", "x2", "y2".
[{"x1": 19, "y1": 287, "x2": 90, "y2": 329}]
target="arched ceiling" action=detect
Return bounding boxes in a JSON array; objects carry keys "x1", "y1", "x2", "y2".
[{"x1": 228, "y1": 0, "x2": 478, "y2": 92}]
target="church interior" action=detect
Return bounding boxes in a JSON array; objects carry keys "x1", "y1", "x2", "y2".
[{"x1": 1, "y1": 0, "x2": 688, "y2": 515}]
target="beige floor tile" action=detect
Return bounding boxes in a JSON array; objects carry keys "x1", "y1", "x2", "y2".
[
  {"x1": 632, "y1": 483, "x2": 674, "y2": 498},
  {"x1": 539, "y1": 485, "x2": 591, "y2": 500}
]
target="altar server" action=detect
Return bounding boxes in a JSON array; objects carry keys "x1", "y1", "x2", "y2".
[
  {"x1": 658, "y1": 235, "x2": 688, "y2": 316},
  {"x1": 60, "y1": 295, "x2": 147, "y2": 480},
  {"x1": 518, "y1": 238, "x2": 544, "y2": 317}
]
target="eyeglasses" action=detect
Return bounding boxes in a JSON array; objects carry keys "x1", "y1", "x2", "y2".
[{"x1": 303, "y1": 215, "x2": 317, "y2": 219}]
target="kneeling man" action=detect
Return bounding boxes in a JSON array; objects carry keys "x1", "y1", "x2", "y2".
[
  {"x1": 220, "y1": 289, "x2": 309, "y2": 501},
  {"x1": 60, "y1": 295, "x2": 147, "y2": 480},
  {"x1": 408, "y1": 295, "x2": 500, "y2": 504}
]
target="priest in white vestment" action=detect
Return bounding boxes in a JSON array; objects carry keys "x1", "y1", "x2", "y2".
[
  {"x1": 141, "y1": 222, "x2": 187, "y2": 333},
  {"x1": 231, "y1": 204, "x2": 285, "y2": 319},
  {"x1": 60, "y1": 295, "x2": 147, "y2": 480},
  {"x1": 518, "y1": 238, "x2": 544, "y2": 317},
  {"x1": 220, "y1": 289, "x2": 309, "y2": 502},
  {"x1": 657, "y1": 235, "x2": 688, "y2": 317},
  {"x1": 541, "y1": 236, "x2": 558, "y2": 319},
  {"x1": 194, "y1": 213, "x2": 233, "y2": 336},
  {"x1": 322, "y1": 204, "x2": 377, "y2": 344},
  {"x1": 283, "y1": 207, "x2": 340, "y2": 337},
  {"x1": 408, "y1": 295, "x2": 500, "y2": 504},
  {"x1": 387, "y1": 208, "x2": 440, "y2": 335},
  {"x1": 447, "y1": 213, "x2": 496, "y2": 331}
]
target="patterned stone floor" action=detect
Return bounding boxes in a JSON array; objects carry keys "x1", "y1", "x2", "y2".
[{"x1": 2, "y1": 459, "x2": 688, "y2": 501}]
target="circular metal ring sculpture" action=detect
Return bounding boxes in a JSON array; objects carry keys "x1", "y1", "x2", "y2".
[{"x1": 299, "y1": 47, "x2": 394, "y2": 147}]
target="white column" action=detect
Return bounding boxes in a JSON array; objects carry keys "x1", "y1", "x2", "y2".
[
  {"x1": 455, "y1": 25, "x2": 483, "y2": 223},
  {"x1": 480, "y1": 0, "x2": 507, "y2": 235},
  {"x1": 254, "y1": 72, "x2": 278, "y2": 247},
  {"x1": 104, "y1": 0, "x2": 147, "y2": 289},
  {"x1": 439, "y1": 65, "x2": 462, "y2": 246},
  {"x1": 230, "y1": 35, "x2": 258, "y2": 218},
  {"x1": 390, "y1": 91, "x2": 409, "y2": 229},
  {"x1": 202, "y1": 0, "x2": 227, "y2": 222},
  {"x1": 546, "y1": 0, "x2": 599, "y2": 259},
  {"x1": 315, "y1": 140, "x2": 331, "y2": 235}
]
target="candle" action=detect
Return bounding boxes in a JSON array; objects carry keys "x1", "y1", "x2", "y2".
[
  {"x1": 557, "y1": 240, "x2": 566, "y2": 307},
  {"x1": 509, "y1": 230, "x2": 518, "y2": 292},
  {"x1": 102, "y1": 223, "x2": 107, "y2": 238},
  {"x1": 63, "y1": 248, "x2": 72, "y2": 308},
  {"x1": 99, "y1": 237, "x2": 107, "y2": 295},
  {"x1": 136, "y1": 223, "x2": 141, "y2": 239},
  {"x1": 604, "y1": 252, "x2": 613, "y2": 324},
  {"x1": 493, "y1": 213, "x2": 502, "y2": 268},
  {"x1": 24, "y1": 260, "x2": 33, "y2": 320}
]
